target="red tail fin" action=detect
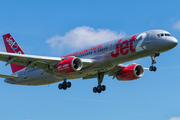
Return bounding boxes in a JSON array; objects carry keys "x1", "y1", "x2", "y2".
[{"x1": 2, "y1": 33, "x2": 26, "y2": 73}]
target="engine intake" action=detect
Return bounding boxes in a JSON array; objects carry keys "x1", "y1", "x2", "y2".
[
  {"x1": 53, "y1": 57, "x2": 83, "y2": 74},
  {"x1": 116, "y1": 64, "x2": 144, "y2": 81}
]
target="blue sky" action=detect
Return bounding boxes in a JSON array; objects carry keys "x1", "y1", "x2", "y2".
[{"x1": 0, "y1": 0, "x2": 180, "y2": 120}]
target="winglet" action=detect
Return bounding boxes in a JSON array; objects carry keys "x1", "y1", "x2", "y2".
[{"x1": 2, "y1": 33, "x2": 26, "y2": 73}]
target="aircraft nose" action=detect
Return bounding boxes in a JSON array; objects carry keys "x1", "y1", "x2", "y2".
[{"x1": 166, "y1": 37, "x2": 178, "y2": 48}]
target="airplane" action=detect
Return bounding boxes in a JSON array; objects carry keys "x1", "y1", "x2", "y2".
[{"x1": 0, "y1": 30, "x2": 178, "y2": 93}]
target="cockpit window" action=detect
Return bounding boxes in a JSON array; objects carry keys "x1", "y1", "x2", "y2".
[
  {"x1": 165, "y1": 33, "x2": 171, "y2": 36},
  {"x1": 157, "y1": 33, "x2": 171, "y2": 37}
]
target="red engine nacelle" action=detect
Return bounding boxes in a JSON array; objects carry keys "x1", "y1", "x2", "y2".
[
  {"x1": 116, "y1": 64, "x2": 144, "y2": 81},
  {"x1": 53, "y1": 57, "x2": 83, "y2": 74}
]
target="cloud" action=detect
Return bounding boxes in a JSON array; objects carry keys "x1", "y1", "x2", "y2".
[
  {"x1": 46, "y1": 26, "x2": 125, "y2": 54},
  {"x1": 169, "y1": 117, "x2": 180, "y2": 120},
  {"x1": 173, "y1": 20, "x2": 180, "y2": 30}
]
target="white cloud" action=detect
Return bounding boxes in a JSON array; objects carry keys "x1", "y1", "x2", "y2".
[
  {"x1": 169, "y1": 117, "x2": 180, "y2": 120},
  {"x1": 46, "y1": 26, "x2": 125, "y2": 54},
  {"x1": 173, "y1": 20, "x2": 180, "y2": 30}
]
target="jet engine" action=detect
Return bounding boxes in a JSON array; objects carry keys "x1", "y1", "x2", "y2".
[
  {"x1": 53, "y1": 57, "x2": 83, "y2": 74},
  {"x1": 116, "y1": 64, "x2": 144, "y2": 81}
]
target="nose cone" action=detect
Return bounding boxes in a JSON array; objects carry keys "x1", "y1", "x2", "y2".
[
  {"x1": 166, "y1": 37, "x2": 178, "y2": 49},
  {"x1": 155, "y1": 36, "x2": 178, "y2": 52}
]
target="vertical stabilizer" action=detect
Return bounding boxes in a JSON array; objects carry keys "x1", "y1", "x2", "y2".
[{"x1": 2, "y1": 33, "x2": 26, "y2": 73}]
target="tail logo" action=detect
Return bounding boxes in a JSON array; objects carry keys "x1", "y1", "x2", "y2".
[{"x1": 6, "y1": 36, "x2": 22, "y2": 54}]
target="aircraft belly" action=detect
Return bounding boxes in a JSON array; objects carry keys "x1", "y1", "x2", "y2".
[
  {"x1": 16, "y1": 75, "x2": 60, "y2": 86},
  {"x1": 6, "y1": 69, "x2": 61, "y2": 86}
]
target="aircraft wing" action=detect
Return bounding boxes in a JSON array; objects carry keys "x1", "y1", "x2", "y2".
[
  {"x1": 83, "y1": 63, "x2": 142, "y2": 80},
  {"x1": 0, "y1": 51, "x2": 94, "y2": 74},
  {"x1": 83, "y1": 64, "x2": 126, "y2": 80}
]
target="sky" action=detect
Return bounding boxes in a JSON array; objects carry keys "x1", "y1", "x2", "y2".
[{"x1": 0, "y1": 0, "x2": 180, "y2": 120}]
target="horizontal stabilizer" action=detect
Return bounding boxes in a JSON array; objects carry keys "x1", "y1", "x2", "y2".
[{"x1": 0, "y1": 74, "x2": 18, "y2": 79}]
